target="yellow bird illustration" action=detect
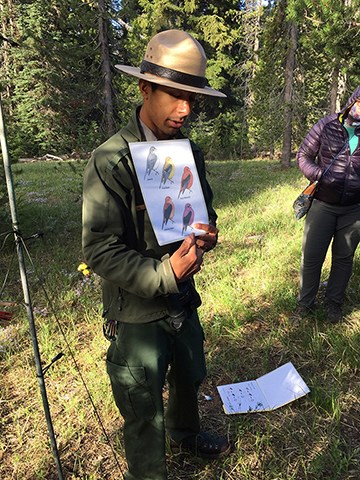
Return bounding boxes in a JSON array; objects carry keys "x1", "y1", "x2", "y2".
[{"x1": 159, "y1": 156, "x2": 175, "y2": 188}]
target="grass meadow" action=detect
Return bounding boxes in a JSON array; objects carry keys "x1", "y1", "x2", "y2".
[{"x1": 0, "y1": 158, "x2": 359, "y2": 480}]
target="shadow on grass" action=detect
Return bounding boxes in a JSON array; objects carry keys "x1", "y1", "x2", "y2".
[{"x1": 196, "y1": 298, "x2": 360, "y2": 479}]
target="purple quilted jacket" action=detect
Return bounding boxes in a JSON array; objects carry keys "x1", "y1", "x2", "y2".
[{"x1": 297, "y1": 86, "x2": 360, "y2": 205}]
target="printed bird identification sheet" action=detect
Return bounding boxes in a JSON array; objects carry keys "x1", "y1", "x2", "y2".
[
  {"x1": 129, "y1": 139, "x2": 209, "y2": 246},
  {"x1": 217, "y1": 362, "x2": 310, "y2": 414}
]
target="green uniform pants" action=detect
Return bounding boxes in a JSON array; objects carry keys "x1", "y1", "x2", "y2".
[
  {"x1": 298, "y1": 199, "x2": 360, "y2": 307},
  {"x1": 106, "y1": 311, "x2": 206, "y2": 480}
]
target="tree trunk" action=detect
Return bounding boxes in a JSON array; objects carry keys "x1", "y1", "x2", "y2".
[
  {"x1": 281, "y1": 21, "x2": 298, "y2": 168},
  {"x1": 329, "y1": 60, "x2": 347, "y2": 113},
  {"x1": 98, "y1": 0, "x2": 117, "y2": 137},
  {"x1": 242, "y1": 0, "x2": 263, "y2": 158},
  {"x1": 0, "y1": 0, "x2": 16, "y2": 103},
  {"x1": 329, "y1": 62, "x2": 339, "y2": 114},
  {"x1": 336, "y1": 71, "x2": 347, "y2": 111}
]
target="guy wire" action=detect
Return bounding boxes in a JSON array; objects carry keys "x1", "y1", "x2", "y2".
[
  {"x1": 16, "y1": 232, "x2": 126, "y2": 479},
  {"x1": 0, "y1": 232, "x2": 17, "y2": 298}
]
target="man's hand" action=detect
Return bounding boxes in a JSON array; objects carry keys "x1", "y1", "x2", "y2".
[
  {"x1": 170, "y1": 233, "x2": 204, "y2": 282},
  {"x1": 193, "y1": 223, "x2": 219, "y2": 252}
]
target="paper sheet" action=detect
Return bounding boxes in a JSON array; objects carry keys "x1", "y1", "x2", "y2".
[
  {"x1": 129, "y1": 139, "x2": 209, "y2": 246},
  {"x1": 217, "y1": 362, "x2": 310, "y2": 414}
]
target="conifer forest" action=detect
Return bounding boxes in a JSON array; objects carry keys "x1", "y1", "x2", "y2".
[{"x1": 1, "y1": 0, "x2": 359, "y2": 165}]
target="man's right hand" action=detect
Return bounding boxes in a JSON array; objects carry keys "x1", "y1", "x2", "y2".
[{"x1": 170, "y1": 234, "x2": 204, "y2": 282}]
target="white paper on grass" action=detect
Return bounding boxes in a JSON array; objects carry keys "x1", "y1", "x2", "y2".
[
  {"x1": 217, "y1": 362, "x2": 310, "y2": 414},
  {"x1": 129, "y1": 139, "x2": 209, "y2": 246}
]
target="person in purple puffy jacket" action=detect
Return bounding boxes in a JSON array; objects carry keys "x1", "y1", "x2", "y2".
[{"x1": 296, "y1": 86, "x2": 360, "y2": 322}]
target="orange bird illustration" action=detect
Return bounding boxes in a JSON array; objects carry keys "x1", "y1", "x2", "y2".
[
  {"x1": 178, "y1": 166, "x2": 193, "y2": 198},
  {"x1": 162, "y1": 196, "x2": 175, "y2": 229}
]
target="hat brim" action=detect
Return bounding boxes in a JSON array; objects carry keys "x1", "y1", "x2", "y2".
[{"x1": 115, "y1": 65, "x2": 227, "y2": 98}]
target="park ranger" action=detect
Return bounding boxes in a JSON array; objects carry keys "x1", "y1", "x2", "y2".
[{"x1": 82, "y1": 30, "x2": 230, "y2": 480}]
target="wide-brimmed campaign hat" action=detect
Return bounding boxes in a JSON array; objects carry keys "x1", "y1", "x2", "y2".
[{"x1": 115, "y1": 30, "x2": 226, "y2": 98}]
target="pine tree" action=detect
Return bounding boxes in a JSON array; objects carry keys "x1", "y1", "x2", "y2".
[{"x1": 1, "y1": 0, "x2": 102, "y2": 158}]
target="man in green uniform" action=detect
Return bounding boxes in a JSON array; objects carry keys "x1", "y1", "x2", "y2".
[{"x1": 82, "y1": 29, "x2": 229, "y2": 480}]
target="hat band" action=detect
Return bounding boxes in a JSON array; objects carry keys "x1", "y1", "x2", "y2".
[{"x1": 140, "y1": 60, "x2": 208, "y2": 88}]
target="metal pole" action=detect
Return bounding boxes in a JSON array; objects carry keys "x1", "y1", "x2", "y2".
[{"x1": 0, "y1": 94, "x2": 64, "y2": 479}]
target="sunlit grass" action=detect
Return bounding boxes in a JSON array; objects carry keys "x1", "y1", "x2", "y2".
[{"x1": 1, "y1": 159, "x2": 359, "y2": 479}]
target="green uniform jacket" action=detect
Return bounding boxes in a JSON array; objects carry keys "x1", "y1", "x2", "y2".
[{"x1": 82, "y1": 108, "x2": 217, "y2": 324}]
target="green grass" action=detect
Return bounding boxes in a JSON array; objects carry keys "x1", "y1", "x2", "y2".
[{"x1": 0, "y1": 159, "x2": 359, "y2": 479}]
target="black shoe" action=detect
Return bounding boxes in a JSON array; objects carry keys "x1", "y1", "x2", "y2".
[
  {"x1": 325, "y1": 300, "x2": 343, "y2": 323},
  {"x1": 170, "y1": 431, "x2": 231, "y2": 459}
]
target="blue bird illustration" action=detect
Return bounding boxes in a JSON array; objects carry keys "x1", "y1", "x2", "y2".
[
  {"x1": 182, "y1": 203, "x2": 194, "y2": 235},
  {"x1": 144, "y1": 146, "x2": 159, "y2": 179},
  {"x1": 162, "y1": 196, "x2": 175, "y2": 229},
  {"x1": 159, "y1": 156, "x2": 175, "y2": 188}
]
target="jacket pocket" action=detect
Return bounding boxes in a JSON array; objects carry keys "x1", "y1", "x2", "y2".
[
  {"x1": 102, "y1": 282, "x2": 124, "y2": 319},
  {"x1": 106, "y1": 360, "x2": 156, "y2": 421}
]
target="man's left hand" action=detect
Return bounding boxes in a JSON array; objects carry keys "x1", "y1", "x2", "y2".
[{"x1": 193, "y1": 223, "x2": 219, "y2": 252}]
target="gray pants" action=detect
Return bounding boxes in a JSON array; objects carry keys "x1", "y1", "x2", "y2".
[{"x1": 298, "y1": 199, "x2": 360, "y2": 307}]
